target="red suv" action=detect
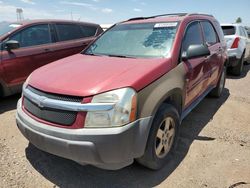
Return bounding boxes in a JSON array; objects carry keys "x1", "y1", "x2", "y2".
[
  {"x1": 0, "y1": 20, "x2": 103, "y2": 97},
  {"x1": 16, "y1": 13, "x2": 227, "y2": 170}
]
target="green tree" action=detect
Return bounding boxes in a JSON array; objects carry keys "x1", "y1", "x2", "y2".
[{"x1": 236, "y1": 17, "x2": 242, "y2": 23}]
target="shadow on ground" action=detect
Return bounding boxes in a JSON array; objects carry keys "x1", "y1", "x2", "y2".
[
  {"x1": 25, "y1": 89, "x2": 230, "y2": 188},
  {"x1": 0, "y1": 94, "x2": 20, "y2": 114},
  {"x1": 227, "y1": 63, "x2": 250, "y2": 80}
]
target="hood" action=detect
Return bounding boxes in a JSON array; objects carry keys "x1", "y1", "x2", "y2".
[{"x1": 29, "y1": 54, "x2": 173, "y2": 97}]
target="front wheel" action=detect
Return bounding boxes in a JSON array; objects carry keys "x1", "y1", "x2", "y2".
[{"x1": 137, "y1": 104, "x2": 180, "y2": 170}]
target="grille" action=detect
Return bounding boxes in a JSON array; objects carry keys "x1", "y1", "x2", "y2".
[{"x1": 23, "y1": 86, "x2": 83, "y2": 126}]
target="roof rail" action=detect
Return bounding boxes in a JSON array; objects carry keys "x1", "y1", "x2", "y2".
[
  {"x1": 123, "y1": 13, "x2": 213, "y2": 23},
  {"x1": 188, "y1": 13, "x2": 214, "y2": 17},
  {"x1": 126, "y1": 13, "x2": 188, "y2": 22}
]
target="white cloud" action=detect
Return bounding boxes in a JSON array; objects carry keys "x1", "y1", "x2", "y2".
[
  {"x1": 20, "y1": 0, "x2": 35, "y2": 5},
  {"x1": 0, "y1": 1, "x2": 3, "y2": 3},
  {"x1": 0, "y1": 3, "x2": 62, "y2": 21},
  {"x1": 102, "y1": 8, "x2": 113, "y2": 13},
  {"x1": 133, "y1": 8, "x2": 142, "y2": 12},
  {"x1": 60, "y1": 1, "x2": 93, "y2": 8}
]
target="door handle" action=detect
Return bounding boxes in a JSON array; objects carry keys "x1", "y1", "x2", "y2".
[{"x1": 44, "y1": 48, "x2": 53, "y2": 52}]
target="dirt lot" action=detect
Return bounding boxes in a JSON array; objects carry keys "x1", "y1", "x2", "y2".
[{"x1": 0, "y1": 65, "x2": 250, "y2": 188}]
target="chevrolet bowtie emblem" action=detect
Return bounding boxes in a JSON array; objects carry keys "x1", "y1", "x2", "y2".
[{"x1": 37, "y1": 96, "x2": 47, "y2": 108}]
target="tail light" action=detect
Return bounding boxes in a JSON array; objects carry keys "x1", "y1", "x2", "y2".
[{"x1": 231, "y1": 37, "x2": 240, "y2": 49}]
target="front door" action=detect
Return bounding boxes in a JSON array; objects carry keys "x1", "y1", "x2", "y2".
[
  {"x1": 182, "y1": 21, "x2": 211, "y2": 107},
  {"x1": 1, "y1": 24, "x2": 53, "y2": 87}
]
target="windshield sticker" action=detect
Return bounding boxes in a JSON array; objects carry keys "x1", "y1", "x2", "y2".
[
  {"x1": 154, "y1": 22, "x2": 178, "y2": 28},
  {"x1": 9, "y1": 24, "x2": 22, "y2": 28}
]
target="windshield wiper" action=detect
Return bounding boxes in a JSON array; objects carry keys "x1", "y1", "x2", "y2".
[
  {"x1": 106, "y1": 54, "x2": 135, "y2": 58},
  {"x1": 84, "y1": 52, "x2": 103, "y2": 57}
]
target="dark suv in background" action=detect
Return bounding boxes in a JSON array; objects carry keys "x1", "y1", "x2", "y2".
[{"x1": 0, "y1": 20, "x2": 103, "y2": 97}]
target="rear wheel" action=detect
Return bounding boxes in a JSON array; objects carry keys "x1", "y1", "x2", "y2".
[
  {"x1": 137, "y1": 104, "x2": 180, "y2": 170},
  {"x1": 209, "y1": 66, "x2": 226, "y2": 98},
  {"x1": 0, "y1": 84, "x2": 3, "y2": 98},
  {"x1": 231, "y1": 53, "x2": 244, "y2": 76}
]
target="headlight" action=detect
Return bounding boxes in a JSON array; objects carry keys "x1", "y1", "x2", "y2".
[{"x1": 85, "y1": 88, "x2": 137, "y2": 128}]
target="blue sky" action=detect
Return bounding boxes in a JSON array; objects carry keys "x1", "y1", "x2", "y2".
[{"x1": 0, "y1": 0, "x2": 250, "y2": 25}]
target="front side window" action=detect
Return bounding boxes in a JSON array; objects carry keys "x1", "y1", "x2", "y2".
[
  {"x1": 182, "y1": 21, "x2": 203, "y2": 53},
  {"x1": 9, "y1": 24, "x2": 51, "y2": 48},
  {"x1": 239, "y1": 27, "x2": 247, "y2": 37},
  {"x1": 84, "y1": 22, "x2": 178, "y2": 58},
  {"x1": 56, "y1": 24, "x2": 82, "y2": 41},
  {"x1": 201, "y1": 21, "x2": 217, "y2": 45}
]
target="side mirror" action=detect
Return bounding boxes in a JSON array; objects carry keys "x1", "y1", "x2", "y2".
[
  {"x1": 5, "y1": 40, "x2": 20, "y2": 51},
  {"x1": 182, "y1": 44, "x2": 210, "y2": 61}
]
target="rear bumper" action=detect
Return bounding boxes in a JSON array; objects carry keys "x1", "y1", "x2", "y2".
[
  {"x1": 227, "y1": 48, "x2": 242, "y2": 67},
  {"x1": 16, "y1": 99, "x2": 152, "y2": 170}
]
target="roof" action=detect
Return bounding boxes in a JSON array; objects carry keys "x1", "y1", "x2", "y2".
[
  {"x1": 221, "y1": 23, "x2": 243, "y2": 27},
  {"x1": 120, "y1": 13, "x2": 215, "y2": 24},
  {"x1": 8, "y1": 19, "x2": 100, "y2": 26}
]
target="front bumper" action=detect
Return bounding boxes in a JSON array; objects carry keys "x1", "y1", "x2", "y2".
[{"x1": 16, "y1": 99, "x2": 152, "y2": 170}]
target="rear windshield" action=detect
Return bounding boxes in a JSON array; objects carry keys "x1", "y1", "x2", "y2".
[
  {"x1": 221, "y1": 26, "x2": 236, "y2": 35},
  {"x1": 0, "y1": 23, "x2": 22, "y2": 36},
  {"x1": 84, "y1": 22, "x2": 178, "y2": 58}
]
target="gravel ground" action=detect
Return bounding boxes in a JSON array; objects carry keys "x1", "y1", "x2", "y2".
[{"x1": 0, "y1": 64, "x2": 250, "y2": 188}]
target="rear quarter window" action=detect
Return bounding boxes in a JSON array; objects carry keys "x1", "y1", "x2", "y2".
[
  {"x1": 221, "y1": 26, "x2": 236, "y2": 35},
  {"x1": 80, "y1": 25, "x2": 97, "y2": 37}
]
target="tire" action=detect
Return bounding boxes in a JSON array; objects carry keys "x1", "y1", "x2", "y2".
[
  {"x1": 137, "y1": 104, "x2": 180, "y2": 170},
  {"x1": 231, "y1": 53, "x2": 244, "y2": 76},
  {"x1": 209, "y1": 66, "x2": 226, "y2": 98},
  {"x1": 0, "y1": 84, "x2": 3, "y2": 98}
]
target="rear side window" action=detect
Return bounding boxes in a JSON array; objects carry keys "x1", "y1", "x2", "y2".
[
  {"x1": 80, "y1": 25, "x2": 97, "y2": 37},
  {"x1": 9, "y1": 24, "x2": 51, "y2": 48},
  {"x1": 239, "y1": 27, "x2": 247, "y2": 37},
  {"x1": 221, "y1": 26, "x2": 236, "y2": 35},
  {"x1": 182, "y1": 21, "x2": 203, "y2": 52},
  {"x1": 56, "y1": 24, "x2": 82, "y2": 41},
  {"x1": 201, "y1": 21, "x2": 217, "y2": 45}
]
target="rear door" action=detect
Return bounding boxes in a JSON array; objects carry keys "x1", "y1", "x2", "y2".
[
  {"x1": 182, "y1": 21, "x2": 211, "y2": 107},
  {"x1": 47, "y1": 23, "x2": 98, "y2": 60},
  {"x1": 1, "y1": 24, "x2": 53, "y2": 87},
  {"x1": 200, "y1": 20, "x2": 222, "y2": 86}
]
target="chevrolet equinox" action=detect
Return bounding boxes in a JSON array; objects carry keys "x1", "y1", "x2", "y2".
[{"x1": 16, "y1": 13, "x2": 227, "y2": 170}]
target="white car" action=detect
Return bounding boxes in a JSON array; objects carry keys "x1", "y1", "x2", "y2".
[{"x1": 221, "y1": 24, "x2": 250, "y2": 75}]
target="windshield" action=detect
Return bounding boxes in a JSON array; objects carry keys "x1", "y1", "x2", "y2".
[
  {"x1": 0, "y1": 23, "x2": 22, "y2": 36},
  {"x1": 84, "y1": 22, "x2": 178, "y2": 58},
  {"x1": 221, "y1": 26, "x2": 236, "y2": 36}
]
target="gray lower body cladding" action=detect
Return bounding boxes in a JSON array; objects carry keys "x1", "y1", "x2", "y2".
[{"x1": 16, "y1": 99, "x2": 152, "y2": 170}]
